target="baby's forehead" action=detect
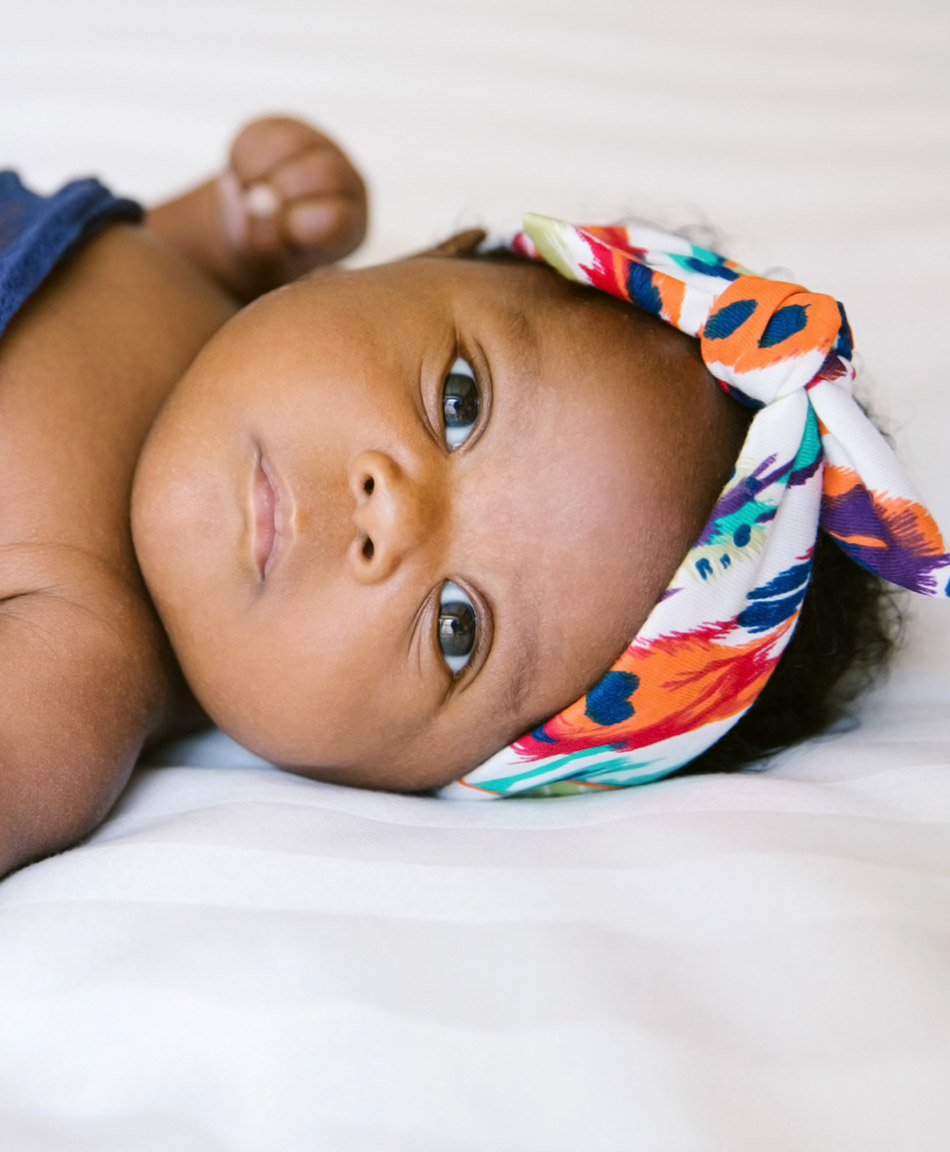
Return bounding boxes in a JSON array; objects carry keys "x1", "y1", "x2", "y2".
[
  {"x1": 372, "y1": 249, "x2": 672, "y2": 345},
  {"x1": 280, "y1": 249, "x2": 712, "y2": 423}
]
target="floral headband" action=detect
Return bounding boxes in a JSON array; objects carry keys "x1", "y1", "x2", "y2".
[{"x1": 439, "y1": 214, "x2": 949, "y2": 799}]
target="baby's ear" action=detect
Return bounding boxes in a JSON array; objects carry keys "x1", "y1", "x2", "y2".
[{"x1": 411, "y1": 228, "x2": 487, "y2": 259}]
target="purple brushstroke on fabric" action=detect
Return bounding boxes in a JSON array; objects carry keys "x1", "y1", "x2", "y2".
[
  {"x1": 758, "y1": 456, "x2": 795, "y2": 491},
  {"x1": 835, "y1": 539, "x2": 949, "y2": 595},
  {"x1": 823, "y1": 487, "x2": 950, "y2": 595},
  {"x1": 709, "y1": 455, "x2": 775, "y2": 513},
  {"x1": 810, "y1": 348, "x2": 851, "y2": 386},
  {"x1": 694, "y1": 454, "x2": 792, "y2": 547},
  {"x1": 789, "y1": 448, "x2": 822, "y2": 488},
  {"x1": 824, "y1": 485, "x2": 893, "y2": 540},
  {"x1": 790, "y1": 458, "x2": 822, "y2": 488}
]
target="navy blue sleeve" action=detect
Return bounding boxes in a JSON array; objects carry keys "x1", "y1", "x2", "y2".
[{"x1": 0, "y1": 172, "x2": 143, "y2": 335}]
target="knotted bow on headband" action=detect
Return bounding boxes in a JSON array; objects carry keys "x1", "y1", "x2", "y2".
[{"x1": 440, "y1": 214, "x2": 949, "y2": 799}]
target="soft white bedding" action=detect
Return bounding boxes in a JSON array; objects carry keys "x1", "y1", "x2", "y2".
[{"x1": 1, "y1": 1, "x2": 948, "y2": 1148}]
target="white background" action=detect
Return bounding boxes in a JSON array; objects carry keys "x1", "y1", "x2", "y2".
[{"x1": 1, "y1": 2, "x2": 949, "y2": 1149}]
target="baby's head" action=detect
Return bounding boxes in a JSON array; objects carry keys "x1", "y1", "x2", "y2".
[
  {"x1": 131, "y1": 229, "x2": 747, "y2": 789},
  {"x1": 133, "y1": 215, "x2": 946, "y2": 795}
]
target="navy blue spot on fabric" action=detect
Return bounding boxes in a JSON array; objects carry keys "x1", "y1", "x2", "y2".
[
  {"x1": 585, "y1": 671, "x2": 640, "y2": 727},
  {"x1": 733, "y1": 523, "x2": 751, "y2": 547},
  {"x1": 720, "y1": 554, "x2": 731, "y2": 569},
  {"x1": 745, "y1": 559, "x2": 812, "y2": 599},
  {"x1": 835, "y1": 301, "x2": 853, "y2": 358},
  {"x1": 696, "y1": 557, "x2": 713, "y2": 580},
  {"x1": 704, "y1": 298, "x2": 757, "y2": 341},
  {"x1": 721, "y1": 383, "x2": 765, "y2": 411},
  {"x1": 625, "y1": 261, "x2": 663, "y2": 316},
  {"x1": 683, "y1": 255, "x2": 739, "y2": 281},
  {"x1": 759, "y1": 303, "x2": 808, "y2": 348},
  {"x1": 530, "y1": 725, "x2": 557, "y2": 744},
  {"x1": 737, "y1": 587, "x2": 808, "y2": 633}
]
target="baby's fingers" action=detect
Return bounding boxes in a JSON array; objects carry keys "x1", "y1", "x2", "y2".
[
  {"x1": 218, "y1": 170, "x2": 282, "y2": 257},
  {"x1": 284, "y1": 195, "x2": 366, "y2": 264},
  {"x1": 270, "y1": 145, "x2": 367, "y2": 261},
  {"x1": 229, "y1": 117, "x2": 333, "y2": 186},
  {"x1": 269, "y1": 141, "x2": 365, "y2": 204},
  {"x1": 218, "y1": 116, "x2": 369, "y2": 290}
]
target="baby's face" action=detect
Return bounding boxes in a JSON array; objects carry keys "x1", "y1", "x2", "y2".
[{"x1": 132, "y1": 254, "x2": 741, "y2": 790}]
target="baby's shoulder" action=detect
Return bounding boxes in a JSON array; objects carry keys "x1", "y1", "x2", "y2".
[
  {"x1": 0, "y1": 219, "x2": 235, "y2": 578},
  {"x1": 0, "y1": 171, "x2": 142, "y2": 335}
]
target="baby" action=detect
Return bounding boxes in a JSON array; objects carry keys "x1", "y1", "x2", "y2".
[{"x1": 1, "y1": 116, "x2": 945, "y2": 877}]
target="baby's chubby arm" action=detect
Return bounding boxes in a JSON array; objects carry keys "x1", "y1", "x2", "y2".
[
  {"x1": 0, "y1": 219, "x2": 233, "y2": 879},
  {"x1": 147, "y1": 116, "x2": 368, "y2": 300}
]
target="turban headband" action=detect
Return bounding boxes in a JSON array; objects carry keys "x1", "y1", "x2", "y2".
[{"x1": 440, "y1": 214, "x2": 949, "y2": 799}]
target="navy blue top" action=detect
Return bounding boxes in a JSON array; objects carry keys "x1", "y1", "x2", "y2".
[{"x1": 0, "y1": 172, "x2": 142, "y2": 336}]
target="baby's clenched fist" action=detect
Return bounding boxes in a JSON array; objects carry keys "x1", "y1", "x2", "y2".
[{"x1": 217, "y1": 116, "x2": 368, "y2": 292}]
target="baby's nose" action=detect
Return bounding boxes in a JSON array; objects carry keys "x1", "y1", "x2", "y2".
[{"x1": 348, "y1": 450, "x2": 431, "y2": 583}]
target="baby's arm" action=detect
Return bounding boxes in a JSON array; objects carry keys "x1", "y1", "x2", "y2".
[
  {"x1": 0, "y1": 219, "x2": 233, "y2": 879},
  {"x1": 0, "y1": 562, "x2": 180, "y2": 875},
  {"x1": 147, "y1": 116, "x2": 368, "y2": 300}
]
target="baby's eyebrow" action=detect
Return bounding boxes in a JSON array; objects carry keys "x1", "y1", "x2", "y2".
[{"x1": 501, "y1": 302, "x2": 540, "y2": 378}]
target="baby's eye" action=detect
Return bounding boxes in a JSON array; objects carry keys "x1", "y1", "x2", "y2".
[
  {"x1": 442, "y1": 355, "x2": 479, "y2": 450},
  {"x1": 438, "y1": 581, "x2": 478, "y2": 674}
]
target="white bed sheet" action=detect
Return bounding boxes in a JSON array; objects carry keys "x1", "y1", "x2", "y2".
[{"x1": 1, "y1": 1, "x2": 948, "y2": 1149}]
